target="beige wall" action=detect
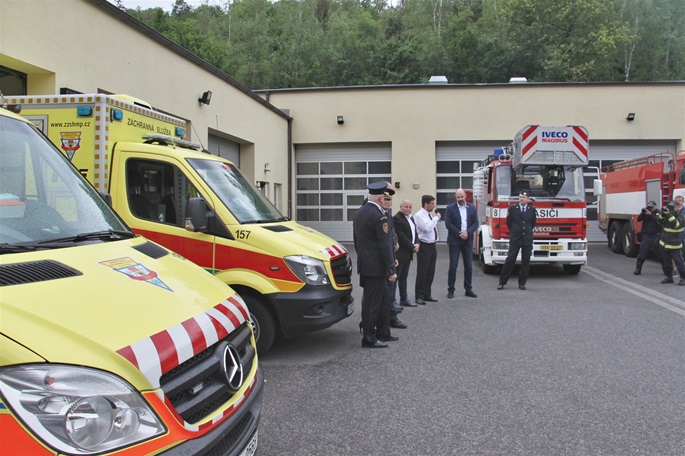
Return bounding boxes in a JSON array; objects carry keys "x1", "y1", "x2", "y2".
[
  {"x1": 0, "y1": 0, "x2": 290, "y2": 210},
  {"x1": 261, "y1": 84, "x2": 685, "y2": 208}
]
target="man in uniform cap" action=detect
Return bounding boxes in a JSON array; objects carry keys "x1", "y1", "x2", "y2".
[
  {"x1": 498, "y1": 190, "x2": 536, "y2": 290},
  {"x1": 633, "y1": 200, "x2": 660, "y2": 275},
  {"x1": 353, "y1": 182, "x2": 398, "y2": 348}
]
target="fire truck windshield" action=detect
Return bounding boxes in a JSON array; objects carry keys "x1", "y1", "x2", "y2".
[{"x1": 508, "y1": 165, "x2": 585, "y2": 201}]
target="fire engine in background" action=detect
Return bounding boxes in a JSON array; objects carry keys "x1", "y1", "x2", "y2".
[
  {"x1": 0, "y1": 102, "x2": 261, "y2": 455},
  {"x1": 593, "y1": 151, "x2": 685, "y2": 256},
  {"x1": 7, "y1": 94, "x2": 354, "y2": 354},
  {"x1": 473, "y1": 125, "x2": 590, "y2": 274}
]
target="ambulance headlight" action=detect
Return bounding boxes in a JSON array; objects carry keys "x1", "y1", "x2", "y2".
[
  {"x1": 0, "y1": 364, "x2": 165, "y2": 454},
  {"x1": 568, "y1": 242, "x2": 586, "y2": 250},
  {"x1": 285, "y1": 255, "x2": 329, "y2": 285}
]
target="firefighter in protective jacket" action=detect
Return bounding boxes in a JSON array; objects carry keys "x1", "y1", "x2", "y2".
[{"x1": 657, "y1": 201, "x2": 685, "y2": 285}]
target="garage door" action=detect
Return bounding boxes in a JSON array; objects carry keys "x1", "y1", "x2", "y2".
[
  {"x1": 436, "y1": 140, "x2": 677, "y2": 242},
  {"x1": 295, "y1": 143, "x2": 391, "y2": 242},
  {"x1": 208, "y1": 134, "x2": 240, "y2": 167}
]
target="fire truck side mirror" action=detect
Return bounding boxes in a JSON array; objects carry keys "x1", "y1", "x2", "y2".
[
  {"x1": 679, "y1": 166, "x2": 685, "y2": 185},
  {"x1": 593, "y1": 179, "x2": 603, "y2": 196}
]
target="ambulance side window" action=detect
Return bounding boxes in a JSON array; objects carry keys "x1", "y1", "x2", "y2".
[{"x1": 126, "y1": 159, "x2": 203, "y2": 227}]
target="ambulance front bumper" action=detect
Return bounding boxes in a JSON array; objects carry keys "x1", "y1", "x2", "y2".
[{"x1": 271, "y1": 285, "x2": 354, "y2": 337}]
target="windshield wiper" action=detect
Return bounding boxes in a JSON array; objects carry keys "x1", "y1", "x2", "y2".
[
  {"x1": 35, "y1": 229, "x2": 136, "y2": 246},
  {"x1": 241, "y1": 219, "x2": 277, "y2": 224},
  {"x1": 0, "y1": 243, "x2": 38, "y2": 254}
]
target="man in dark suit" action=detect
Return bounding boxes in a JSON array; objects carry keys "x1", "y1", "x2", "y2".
[
  {"x1": 393, "y1": 199, "x2": 420, "y2": 307},
  {"x1": 353, "y1": 182, "x2": 398, "y2": 348},
  {"x1": 498, "y1": 191, "x2": 537, "y2": 290},
  {"x1": 445, "y1": 188, "x2": 479, "y2": 298}
]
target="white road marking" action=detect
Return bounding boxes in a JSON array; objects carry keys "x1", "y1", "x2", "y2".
[{"x1": 583, "y1": 265, "x2": 685, "y2": 317}]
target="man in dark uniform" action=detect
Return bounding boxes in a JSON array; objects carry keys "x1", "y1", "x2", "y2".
[
  {"x1": 633, "y1": 200, "x2": 660, "y2": 275},
  {"x1": 353, "y1": 182, "x2": 398, "y2": 348},
  {"x1": 498, "y1": 191, "x2": 536, "y2": 290}
]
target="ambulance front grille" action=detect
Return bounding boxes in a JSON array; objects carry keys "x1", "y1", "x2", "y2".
[
  {"x1": 331, "y1": 254, "x2": 352, "y2": 286},
  {"x1": 159, "y1": 322, "x2": 256, "y2": 424}
]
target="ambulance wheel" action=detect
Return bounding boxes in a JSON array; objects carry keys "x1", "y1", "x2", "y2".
[
  {"x1": 563, "y1": 264, "x2": 581, "y2": 275},
  {"x1": 608, "y1": 222, "x2": 624, "y2": 254},
  {"x1": 621, "y1": 224, "x2": 639, "y2": 258},
  {"x1": 243, "y1": 295, "x2": 275, "y2": 354}
]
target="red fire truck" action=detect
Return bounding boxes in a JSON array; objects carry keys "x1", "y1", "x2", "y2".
[
  {"x1": 594, "y1": 150, "x2": 685, "y2": 256},
  {"x1": 473, "y1": 125, "x2": 590, "y2": 274}
]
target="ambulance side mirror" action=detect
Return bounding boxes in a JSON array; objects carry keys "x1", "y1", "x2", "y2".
[
  {"x1": 185, "y1": 197, "x2": 208, "y2": 232},
  {"x1": 593, "y1": 179, "x2": 603, "y2": 196}
]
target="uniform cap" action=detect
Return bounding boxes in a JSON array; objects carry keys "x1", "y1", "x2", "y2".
[
  {"x1": 519, "y1": 191, "x2": 529, "y2": 196},
  {"x1": 647, "y1": 201, "x2": 657, "y2": 207},
  {"x1": 368, "y1": 182, "x2": 394, "y2": 195},
  {"x1": 667, "y1": 201, "x2": 678, "y2": 210}
]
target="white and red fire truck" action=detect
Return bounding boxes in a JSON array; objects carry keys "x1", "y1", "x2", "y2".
[
  {"x1": 473, "y1": 125, "x2": 590, "y2": 274},
  {"x1": 594, "y1": 150, "x2": 685, "y2": 256}
]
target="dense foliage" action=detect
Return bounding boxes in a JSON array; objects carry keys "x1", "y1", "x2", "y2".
[{"x1": 118, "y1": 0, "x2": 685, "y2": 89}]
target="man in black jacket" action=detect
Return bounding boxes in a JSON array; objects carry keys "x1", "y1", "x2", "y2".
[
  {"x1": 633, "y1": 200, "x2": 660, "y2": 275},
  {"x1": 393, "y1": 199, "x2": 420, "y2": 307},
  {"x1": 498, "y1": 191, "x2": 537, "y2": 290},
  {"x1": 353, "y1": 182, "x2": 398, "y2": 348}
]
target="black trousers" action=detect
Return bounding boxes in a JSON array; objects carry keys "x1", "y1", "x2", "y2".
[
  {"x1": 360, "y1": 276, "x2": 391, "y2": 344},
  {"x1": 396, "y1": 259, "x2": 411, "y2": 302},
  {"x1": 415, "y1": 242, "x2": 437, "y2": 299},
  {"x1": 499, "y1": 243, "x2": 533, "y2": 285},
  {"x1": 660, "y1": 246, "x2": 685, "y2": 278}
]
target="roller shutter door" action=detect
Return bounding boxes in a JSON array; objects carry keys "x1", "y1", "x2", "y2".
[
  {"x1": 295, "y1": 143, "x2": 391, "y2": 242},
  {"x1": 208, "y1": 134, "x2": 240, "y2": 167}
]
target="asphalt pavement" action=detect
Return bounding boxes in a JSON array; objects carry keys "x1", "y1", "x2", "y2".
[{"x1": 256, "y1": 243, "x2": 685, "y2": 456}]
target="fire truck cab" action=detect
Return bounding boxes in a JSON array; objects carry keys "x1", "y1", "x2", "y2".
[{"x1": 473, "y1": 125, "x2": 590, "y2": 274}]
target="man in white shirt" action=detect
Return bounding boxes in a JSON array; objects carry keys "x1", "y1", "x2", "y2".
[{"x1": 414, "y1": 194, "x2": 441, "y2": 304}]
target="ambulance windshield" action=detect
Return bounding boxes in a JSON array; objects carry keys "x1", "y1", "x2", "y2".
[
  {"x1": 188, "y1": 158, "x2": 286, "y2": 224},
  {"x1": 509, "y1": 165, "x2": 585, "y2": 201},
  {"x1": 0, "y1": 114, "x2": 128, "y2": 247}
]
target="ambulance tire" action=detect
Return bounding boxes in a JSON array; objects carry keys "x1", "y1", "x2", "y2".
[
  {"x1": 563, "y1": 264, "x2": 581, "y2": 275},
  {"x1": 608, "y1": 222, "x2": 624, "y2": 254},
  {"x1": 243, "y1": 295, "x2": 276, "y2": 354},
  {"x1": 621, "y1": 224, "x2": 639, "y2": 258}
]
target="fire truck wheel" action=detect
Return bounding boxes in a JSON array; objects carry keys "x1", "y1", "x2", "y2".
[
  {"x1": 608, "y1": 222, "x2": 624, "y2": 254},
  {"x1": 243, "y1": 295, "x2": 276, "y2": 354},
  {"x1": 621, "y1": 224, "x2": 639, "y2": 257},
  {"x1": 563, "y1": 264, "x2": 581, "y2": 275}
]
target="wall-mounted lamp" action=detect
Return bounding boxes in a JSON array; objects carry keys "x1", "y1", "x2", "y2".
[
  {"x1": 394, "y1": 182, "x2": 400, "y2": 189},
  {"x1": 412, "y1": 182, "x2": 420, "y2": 189},
  {"x1": 198, "y1": 91, "x2": 212, "y2": 106},
  {"x1": 264, "y1": 163, "x2": 271, "y2": 173},
  {"x1": 337, "y1": 115, "x2": 344, "y2": 125},
  {"x1": 626, "y1": 112, "x2": 635, "y2": 121}
]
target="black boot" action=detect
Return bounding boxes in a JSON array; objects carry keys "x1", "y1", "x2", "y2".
[{"x1": 633, "y1": 259, "x2": 644, "y2": 275}]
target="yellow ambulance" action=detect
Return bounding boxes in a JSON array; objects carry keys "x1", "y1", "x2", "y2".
[
  {"x1": 7, "y1": 94, "x2": 354, "y2": 353},
  {"x1": 0, "y1": 104, "x2": 261, "y2": 454}
]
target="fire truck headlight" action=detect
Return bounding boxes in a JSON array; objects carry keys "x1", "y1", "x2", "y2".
[
  {"x1": 0, "y1": 364, "x2": 165, "y2": 454},
  {"x1": 285, "y1": 255, "x2": 329, "y2": 285},
  {"x1": 491, "y1": 241, "x2": 509, "y2": 250},
  {"x1": 568, "y1": 242, "x2": 586, "y2": 251}
]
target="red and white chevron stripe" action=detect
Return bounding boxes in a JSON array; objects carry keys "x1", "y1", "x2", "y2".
[
  {"x1": 320, "y1": 243, "x2": 348, "y2": 258},
  {"x1": 116, "y1": 294, "x2": 249, "y2": 389}
]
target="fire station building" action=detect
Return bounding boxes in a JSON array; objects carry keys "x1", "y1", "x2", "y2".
[{"x1": 2, "y1": 0, "x2": 684, "y2": 241}]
